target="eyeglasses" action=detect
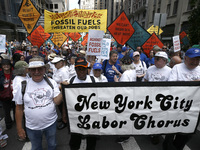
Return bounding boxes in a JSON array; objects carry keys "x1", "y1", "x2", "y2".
[
  {"x1": 29, "y1": 67, "x2": 44, "y2": 72},
  {"x1": 32, "y1": 51, "x2": 38, "y2": 53}
]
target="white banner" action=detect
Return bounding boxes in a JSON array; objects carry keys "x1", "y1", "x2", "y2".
[
  {"x1": 63, "y1": 82, "x2": 200, "y2": 135},
  {"x1": 87, "y1": 29, "x2": 104, "y2": 56},
  {"x1": 100, "y1": 38, "x2": 111, "y2": 60},
  {"x1": 173, "y1": 35, "x2": 181, "y2": 52},
  {"x1": 0, "y1": 34, "x2": 6, "y2": 53}
]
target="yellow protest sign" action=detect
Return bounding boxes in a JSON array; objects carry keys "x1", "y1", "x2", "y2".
[
  {"x1": 18, "y1": 0, "x2": 41, "y2": 34},
  {"x1": 51, "y1": 33, "x2": 67, "y2": 48},
  {"x1": 44, "y1": 9, "x2": 107, "y2": 33},
  {"x1": 147, "y1": 25, "x2": 163, "y2": 35}
]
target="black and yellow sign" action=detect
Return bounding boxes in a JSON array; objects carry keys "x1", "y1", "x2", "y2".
[
  {"x1": 44, "y1": 9, "x2": 107, "y2": 33},
  {"x1": 18, "y1": 0, "x2": 41, "y2": 34},
  {"x1": 51, "y1": 33, "x2": 67, "y2": 48}
]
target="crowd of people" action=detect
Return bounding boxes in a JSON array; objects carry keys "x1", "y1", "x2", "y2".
[{"x1": 0, "y1": 39, "x2": 200, "y2": 150}]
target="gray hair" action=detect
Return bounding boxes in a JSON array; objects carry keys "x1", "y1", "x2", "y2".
[
  {"x1": 13, "y1": 68, "x2": 27, "y2": 76},
  {"x1": 121, "y1": 64, "x2": 135, "y2": 72}
]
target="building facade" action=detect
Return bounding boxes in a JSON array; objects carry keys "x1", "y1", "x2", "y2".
[{"x1": 146, "y1": 0, "x2": 198, "y2": 44}]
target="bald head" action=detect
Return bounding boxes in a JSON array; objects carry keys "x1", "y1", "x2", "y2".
[{"x1": 169, "y1": 56, "x2": 182, "y2": 68}]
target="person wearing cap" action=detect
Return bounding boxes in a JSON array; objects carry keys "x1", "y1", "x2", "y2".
[
  {"x1": 92, "y1": 63, "x2": 108, "y2": 82},
  {"x1": 118, "y1": 46, "x2": 128, "y2": 60},
  {"x1": 144, "y1": 51, "x2": 171, "y2": 82},
  {"x1": 102, "y1": 50, "x2": 122, "y2": 82},
  {"x1": 132, "y1": 51, "x2": 147, "y2": 82},
  {"x1": 47, "y1": 53, "x2": 57, "y2": 77},
  {"x1": 0, "y1": 59, "x2": 14, "y2": 129},
  {"x1": 163, "y1": 48, "x2": 200, "y2": 150},
  {"x1": 12, "y1": 61, "x2": 29, "y2": 141},
  {"x1": 79, "y1": 50, "x2": 86, "y2": 57},
  {"x1": 66, "y1": 57, "x2": 98, "y2": 150},
  {"x1": 15, "y1": 56, "x2": 63, "y2": 150},
  {"x1": 51, "y1": 56, "x2": 69, "y2": 130},
  {"x1": 152, "y1": 45, "x2": 162, "y2": 54}
]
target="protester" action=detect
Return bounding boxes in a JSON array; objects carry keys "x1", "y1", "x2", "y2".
[
  {"x1": 102, "y1": 50, "x2": 122, "y2": 82},
  {"x1": 92, "y1": 63, "x2": 107, "y2": 82},
  {"x1": 152, "y1": 45, "x2": 161, "y2": 54},
  {"x1": 168, "y1": 55, "x2": 182, "y2": 68},
  {"x1": 0, "y1": 59, "x2": 14, "y2": 129},
  {"x1": 64, "y1": 57, "x2": 98, "y2": 150},
  {"x1": 12, "y1": 61, "x2": 29, "y2": 141},
  {"x1": 15, "y1": 56, "x2": 63, "y2": 150},
  {"x1": 118, "y1": 46, "x2": 128, "y2": 60},
  {"x1": 146, "y1": 50, "x2": 155, "y2": 68},
  {"x1": 68, "y1": 54, "x2": 77, "y2": 79},
  {"x1": 144, "y1": 51, "x2": 171, "y2": 82},
  {"x1": 163, "y1": 48, "x2": 200, "y2": 150},
  {"x1": 115, "y1": 55, "x2": 136, "y2": 82},
  {"x1": 25, "y1": 46, "x2": 40, "y2": 63},
  {"x1": 135, "y1": 46, "x2": 148, "y2": 64},
  {"x1": 51, "y1": 56, "x2": 69, "y2": 130},
  {"x1": 132, "y1": 51, "x2": 147, "y2": 82}
]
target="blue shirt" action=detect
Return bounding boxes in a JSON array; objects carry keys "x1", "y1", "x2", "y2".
[
  {"x1": 102, "y1": 60, "x2": 122, "y2": 82},
  {"x1": 146, "y1": 57, "x2": 155, "y2": 68}
]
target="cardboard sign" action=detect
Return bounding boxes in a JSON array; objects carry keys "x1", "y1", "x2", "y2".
[
  {"x1": 142, "y1": 33, "x2": 163, "y2": 57},
  {"x1": 87, "y1": 29, "x2": 104, "y2": 56},
  {"x1": 107, "y1": 11, "x2": 135, "y2": 45},
  {"x1": 62, "y1": 82, "x2": 200, "y2": 135},
  {"x1": 51, "y1": 33, "x2": 67, "y2": 48},
  {"x1": 18, "y1": 0, "x2": 41, "y2": 34},
  {"x1": 127, "y1": 21, "x2": 151, "y2": 50},
  {"x1": 81, "y1": 34, "x2": 88, "y2": 46},
  {"x1": 44, "y1": 9, "x2": 107, "y2": 33},
  {"x1": 27, "y1": 29, "x2": 45, "y2": 48},
  {"x1": 173, "y1": 35, "x2": 181, "y2": 52},
  {"x1": 36, "y1": 25, "x2": 51, "y2": 41},
  {"x1": 0, "y1": 34, "x2": 6, "y2": 53},
  {"x1": 147, "y1": 25, "x2": 163, "y2": 35},
  {"x1": 101, "y1": 38, "x2": 111, "y2": 59},
  {"x1": 68, "y1": 32, "x2": 81, "y2": 42}
]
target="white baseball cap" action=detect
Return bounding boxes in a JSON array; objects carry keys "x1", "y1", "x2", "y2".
[
  {"x1": 155, "y1": 51, "x2": 168, "y2": 59},
  {"x1": 51, "y1": 57, "x2": 64, "y2": 64}
]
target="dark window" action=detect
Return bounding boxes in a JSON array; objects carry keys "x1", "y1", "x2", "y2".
[
  {"x1": 46, "y1": 4, "x2": 48, "y2": 8},
  {"x1": 167, "y1": 4, "x2": 171, "y2": 16},
  {"x1": 142, "y1": 22, "x2": 145, "y2": 28},
  {"x1": 187, "y1": 0, "x2": 194, "y2": 11},
  {"x1": 50, "y1": 4, "x2": 53, "y2": 9},
  {"x1": 143, "y1": 10, "x2": 146, "y2": 18},
  {"x1": 173, "y1": 0, "x2": 178, "y2": 15},
  {"x1": 154, "y1": 0, "x2": 156, "y2": 6},
  {"x1": 55, "y1": 4, "x2": 58, "y2": 9},
  {"x1": 55, "y1": 11, "x2": 58, "y2": 13},
  {"x1": 157, "y1": 8, "x2": 160, "y2": 13},
  {"x1": 143, "y1": 0, "x2": 146, "y2": 5},
  {"x1": 152, "y1": 10, "x2": 155, "y2": 22}
]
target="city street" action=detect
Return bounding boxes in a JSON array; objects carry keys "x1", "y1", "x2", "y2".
[{"x1": 1, "y1": 106, "x2": 200, "y2": 150}]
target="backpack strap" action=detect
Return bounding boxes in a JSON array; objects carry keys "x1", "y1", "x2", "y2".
[
  {"x1": 90, "y1": 76, "x2": 95, "y2": 83},
  {"x1": 70, "y1": 76, "x2": 76, "y2": 84},
  {"x1": 21, "y1": 80, "x2": 27, "y2": 102},
  {"x1": 103, "y1": 60, "x2": 108, "y2": 75},
  {"x1": 44, "y1": 74, "x2": 54, "y2": 90}
]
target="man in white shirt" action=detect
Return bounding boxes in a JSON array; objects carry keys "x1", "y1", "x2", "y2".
[
  {"x1": 15, "y1": 56, "x2": 63, "y2": 150},
  {"x1": 163, "y1": 47, "x2": 200, "y2": 150},
  {"x1": 67, "y1": 57, "x2": 98, "y2": 150},
  {"x1": 144, "y1": 51, "x2": 171, "y2": 82}
]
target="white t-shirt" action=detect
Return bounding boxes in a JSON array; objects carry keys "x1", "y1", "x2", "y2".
[
  {"x1": 12, "y1": 75, "x2": 28, "y2": 102},
  {"x1": 120, "y1": 69, "x2": 137, "y2": 82},
  {"x1": 48, "y1": 61, "x2": 57, "y2": 74},
  {"x1": 53, "y1": 66, "x2": 69, "y2": 84},
  {"x1": 68, "y1": 64, "x2": 76, "y2": 79},
  {"x1": 95, "y1": 74, "x2": 108, "y2": 82},
  {"x1": 132, "y1": 61, "x2": 147, "y2": 76},
  {"x1": 14, "y1": 78, "x2": 60, "y2": 130},
  {"x1": 70, "y1": 75, "x2": 99, "y2": 84},
  {"x1": 168, "y1": 63, "x2": 200, "y2": 81},
  {"x1": 144, "y1": 65, "x2": 171, "y2": 81}
]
